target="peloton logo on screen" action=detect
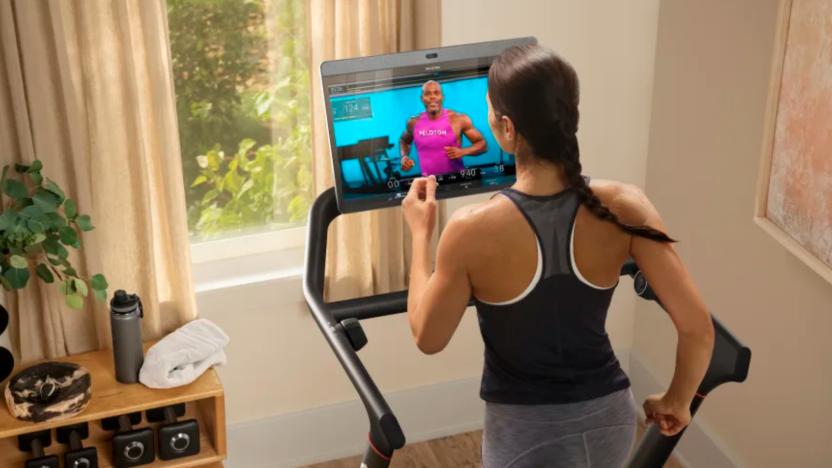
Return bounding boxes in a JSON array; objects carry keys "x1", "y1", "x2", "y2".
[{"x1": 417, "y1": 129, "x2": 448, "y2": 137}]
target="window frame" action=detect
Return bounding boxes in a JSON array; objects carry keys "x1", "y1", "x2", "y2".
[{"x1": 190, "y1": 226, "x2": 306, "y2": 293}]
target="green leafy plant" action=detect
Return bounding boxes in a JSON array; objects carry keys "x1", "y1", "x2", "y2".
[
  {"x1": 189, "y1": 83, "x2": 312, "y2": 237},
  {"x1": 0, "y1": 161, "x2": 108, "y2": 310},
  {"x1": 167, "y1": 0, "x2": 271, "y2": 227},
  {"x1": 191, "y1": 139, "x2": 277, "y2": 234},
  {"x1": 169, "y1": 0, "x2": 312, "y2": 239}
]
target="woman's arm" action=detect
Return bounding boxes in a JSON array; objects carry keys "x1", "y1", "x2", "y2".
[
  {"x1": 403, "y1": 177, "x2": 473, "y2": 354},
  {"x1": 611, "y1": 184, "x2": 715, "y2": 436},
  {"x1": 399, "y1": 117, "x2": 417, "y2": 171},
  {"x1": 459, "y1": 115, "x2": 488, "y2": 157}
]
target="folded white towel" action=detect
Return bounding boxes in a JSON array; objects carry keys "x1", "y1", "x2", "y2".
[{"x1": 139, "y1": 319, "x2": 229, "y2": 389}]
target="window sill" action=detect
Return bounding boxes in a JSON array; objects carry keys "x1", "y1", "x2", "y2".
[{"x1": 190, "y1": 227, "x2": 306, "y2": 294}]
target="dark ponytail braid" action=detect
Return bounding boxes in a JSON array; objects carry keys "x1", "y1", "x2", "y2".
[
  {"x1": 561, "y1": 137, "x2": 677, "y2": 243},
  {"x1": 489, "y1": 43, "x2": 677, "y2": 243}
]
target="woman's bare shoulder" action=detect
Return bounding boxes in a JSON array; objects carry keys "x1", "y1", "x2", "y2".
[
  {"x1": 451, "y1": 193, "x2": 515, "y2": 218},
  {"x1": 588, "y1": 178, "x2": 659, "y2": 227},
  {"x1": 444, "y1": 194, "x2": 518, "y2": 237}
]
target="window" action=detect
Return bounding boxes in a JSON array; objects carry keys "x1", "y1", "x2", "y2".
[{"x1": 167, "y1": 0, "x2": 312, "y2": 243}]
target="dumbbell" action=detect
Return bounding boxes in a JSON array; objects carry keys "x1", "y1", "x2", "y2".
[
  {"x1": 0, "y1": 304, "x2": 15, "y2": 383},
  {"x1": 17, "y1": 430, "x2": 59, "y2": 468},
  {"x1": 102, "y1": 412, "x2": 155, "y2": 467},
  {"x1": 146, "y1": 403, "x2": 200, "y2": 460},
  {"x1": 57, "y1": 423, "x2": 98, "y2": 468}
]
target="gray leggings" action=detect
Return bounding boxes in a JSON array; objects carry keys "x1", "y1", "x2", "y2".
[{"x1": 482, "y1": 388, "x2": 637, "y2": 468}]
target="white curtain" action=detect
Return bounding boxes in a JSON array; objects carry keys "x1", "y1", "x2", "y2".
[
  {"x1": 308, "y1": 0, "x2": 444, "y2": 301},
  {"x1": 0, "y1": 0, "x2": 196, "y2": 362}
]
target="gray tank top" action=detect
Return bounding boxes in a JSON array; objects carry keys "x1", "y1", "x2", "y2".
[{"x1": 474, "y1": 185, "x2": 630, "y2": 404}]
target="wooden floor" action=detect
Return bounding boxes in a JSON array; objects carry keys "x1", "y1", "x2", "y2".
[{"x1": 303, "y1": 423, "x2": 684, "y2": 468}]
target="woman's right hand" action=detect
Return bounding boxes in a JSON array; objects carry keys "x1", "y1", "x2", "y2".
[
  {"x1": 402, "y1": 176, "x2": 437, "y2": 240},
  {"x1": 643, "y1": 392, "x2": 691, "y2": 436}
]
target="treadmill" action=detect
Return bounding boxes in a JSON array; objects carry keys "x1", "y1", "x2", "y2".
[{"x1": 303, "y1": 187, "x2": 751, "y2": 467}]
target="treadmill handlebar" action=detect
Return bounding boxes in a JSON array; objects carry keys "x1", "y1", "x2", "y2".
[
  {"x1": 303, "y1": 188, "x2": 405, "y2": 455},
  {"x1": 330, "y1": 291, "x2": 409, "y2": 322},
  {"x1": 303, "y1": 188, "x2": 411, "y2": 320},
  {"x1": 303, "y1": 282, "x2": 406, "y2": 453}
]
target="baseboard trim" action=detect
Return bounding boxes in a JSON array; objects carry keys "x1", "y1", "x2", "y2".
[
  {"x1": 227, "y1": 350, "x2": 737, "y2": 467},
  {"x1": 226, "y1": 375, "x2": 485, "y2": 467}
]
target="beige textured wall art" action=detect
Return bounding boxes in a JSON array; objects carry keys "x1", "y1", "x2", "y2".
[{"x1": 757, "y1": 0, "x2": 832, "y2": 285}]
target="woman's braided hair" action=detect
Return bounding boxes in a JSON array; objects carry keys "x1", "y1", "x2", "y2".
[{"x1": 488, "y1": 44, "x2": 676, "y2": 243}]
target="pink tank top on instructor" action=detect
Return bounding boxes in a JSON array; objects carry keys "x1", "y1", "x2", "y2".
[{"x1": 413, "y1": 109, "x2": 465, "y2": 176}]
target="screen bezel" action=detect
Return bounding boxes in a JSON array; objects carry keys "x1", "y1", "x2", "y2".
[{"x1": 321, "y1": 37, "x2": 537, "y2": 214}]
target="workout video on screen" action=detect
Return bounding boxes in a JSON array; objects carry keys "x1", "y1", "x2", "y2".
[{"x1": 329, "y1": 74, "x2": 516, "y2": 203}]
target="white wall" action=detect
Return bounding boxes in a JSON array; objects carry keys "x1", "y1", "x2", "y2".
[
  {"x1": 198, "y1": 252, "x2": 484, "y2": 425},
  {"x1": 635, "y1": 0, "x2": 832, "y2": 466},
  {"x1": 202, "y1": 0, "x2": 662, "y2": 455}
]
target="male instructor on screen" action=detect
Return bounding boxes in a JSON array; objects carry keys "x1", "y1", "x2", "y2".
[{"x1": 399, "y1": 80, "x2": 487, "y2": 176}]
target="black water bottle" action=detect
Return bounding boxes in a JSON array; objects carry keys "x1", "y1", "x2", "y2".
[{"x1": 109, "y1": 290, "x2": 144, "y2": 384}]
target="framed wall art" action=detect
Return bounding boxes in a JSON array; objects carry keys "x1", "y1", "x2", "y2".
[{"x1": 755, "y1": 0, "x2": 832, "y2": 285}]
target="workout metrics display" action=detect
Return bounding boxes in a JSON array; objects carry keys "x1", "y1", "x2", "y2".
[{"x1": 321, "y1": 38, "x2": 535, "y2": 212}]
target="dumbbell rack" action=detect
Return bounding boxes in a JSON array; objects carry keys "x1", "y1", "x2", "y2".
[{"x1": 0, "y1": 343, "x2": 226, "y2": 467}]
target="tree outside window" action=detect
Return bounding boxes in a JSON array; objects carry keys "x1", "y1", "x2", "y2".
[{"x1": 168, "y1": 0, "x2": 312, "y2": 241}]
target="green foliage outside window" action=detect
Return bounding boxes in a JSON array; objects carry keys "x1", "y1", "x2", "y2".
[{"x1": 168, "y1": 0, "x2": 312, "y2": 240}]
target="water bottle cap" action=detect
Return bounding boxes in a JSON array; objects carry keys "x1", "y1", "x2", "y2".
[
  {"x1": 111, "y1": 290, "x2": 133, "y2": 306},
  {"x1": 110, "y1": 290, "x2": 143, "y2": 317}
]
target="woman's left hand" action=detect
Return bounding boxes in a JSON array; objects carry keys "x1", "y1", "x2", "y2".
[
  {"x1": 643, "y1": 392, "x2": 692, "y2": 437},
  {"x1": 403, "y1": 176, "x2": 438, "y2": 240}
]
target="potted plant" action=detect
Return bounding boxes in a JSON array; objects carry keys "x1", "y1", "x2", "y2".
[{"x1": 0, "y1": 160, "x2": 108, "y2": 309}]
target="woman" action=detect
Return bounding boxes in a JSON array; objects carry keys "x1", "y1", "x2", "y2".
[{"x1": 402, "y1": 44, "x2": 714, "y2": 467}]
